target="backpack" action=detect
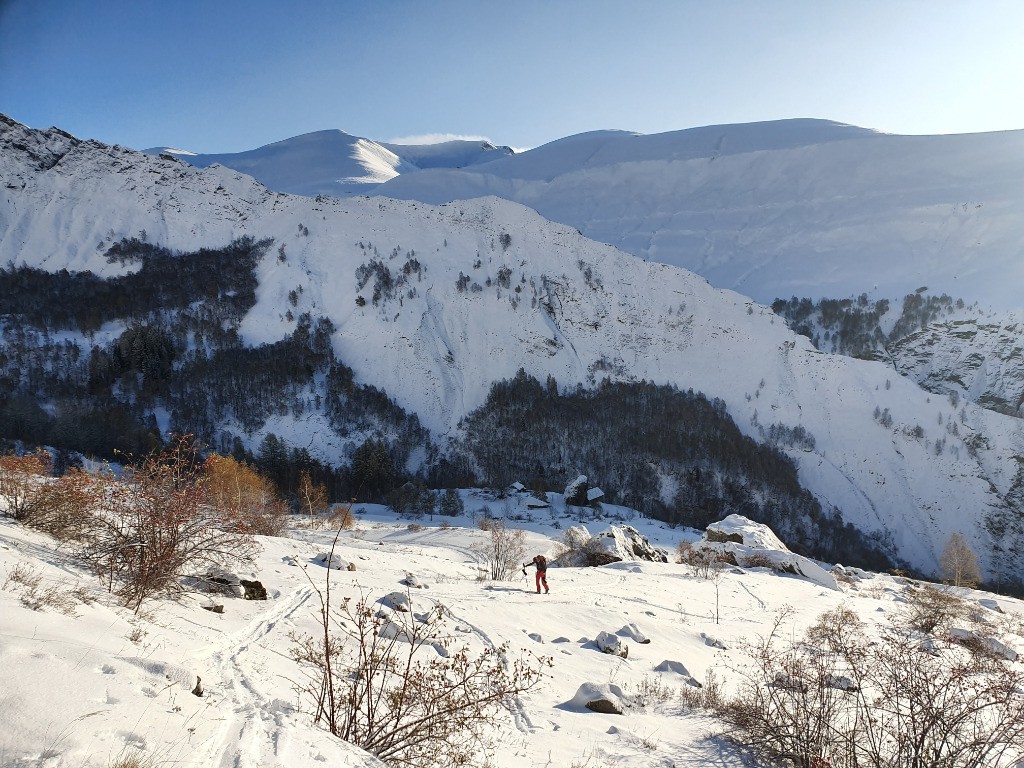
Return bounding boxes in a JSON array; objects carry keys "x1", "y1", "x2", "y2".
[{"x1": 534, "y1": 555, "x2": 547, "y2": 571}]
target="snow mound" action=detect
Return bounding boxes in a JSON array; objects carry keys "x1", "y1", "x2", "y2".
[
  {"x1": 617, "y1": 623, "x2": 650, "y2": 644},
  {"x1": 653, "y1": 659, "x2": 701, "y2": 687}
]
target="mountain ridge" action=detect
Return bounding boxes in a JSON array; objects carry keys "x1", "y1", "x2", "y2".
[
  {"x1": 136, "y1": 113, "x2": 1024, "y2": 309},
  {"x1": 142, "y1": 128, "x2": 514, "y2": 197}
]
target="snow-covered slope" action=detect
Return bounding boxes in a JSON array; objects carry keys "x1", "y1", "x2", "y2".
[
  {"x1": 366, "y1": 119, "x2": 1024, "y2": 310},
  {"x1": 2, "y1": 501, "x2": 1023, "y2": 768},
  {"x1": 3, "y1": 114, "x2": 1024, "y2": 581},
  {"x1": 144, "y1": 132, "x2": 512, "y2": 198},
  {"x1": 145, "y1": 129, "x2": 416, "y2": 197},
  {"x1": 380, "y1": 138, "x2": 513, "y2": 169}
]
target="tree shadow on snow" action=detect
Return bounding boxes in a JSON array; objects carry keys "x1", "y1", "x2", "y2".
[{"x1": 670, "y1": 733, "x2": 766, "y2": 768}]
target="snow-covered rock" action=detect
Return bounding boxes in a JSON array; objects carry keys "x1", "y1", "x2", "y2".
[
  {"x1": 379, "y1": 591, "x2": 412, "y2": 613},
  {"x1": 977, "y1": 598, "x2": 1005, "y2": 614},
  {"x1": 560, "y1": 525, "x2": 591, "y2": 555},
  {"x1": 700, "y1": 632, "x2": 728, "y2": 650},
  {"x1": 653, "y1": 659, "x2": 701, "y2": 687},
  {"x1": 554, "y1": 525, "x2": 667, "y2": 567},
  {"x1": 564, "y1": 475, "x2": 589, "y2": 506},
  {"x1": 400, "y1": 573, "x2": 427, "y2": 589},
  {"x1": 889, "y1": 316, "x2": 1024, "y2": 419},
  {"x1": 947, "y1": 627, "x2": 1019, "y2": 661},
  {"x1": 564, "y1": 682, "x2": 632, "y2": 715},
  {"x1": 314, "y1": 552, "x2": 349, "y2": 570},
  {"x1": 705, "y1": 515, "x2": 788, "y2": 550},
  {"x1": 595, "y1": 631, "x2": 628, "y2": 657},
  {"x1": 591, "y1": 525, "x2": 668, "y2": 564},
  {"x1": 696, "y1": 515, "x2": 840, "y2": 591}
]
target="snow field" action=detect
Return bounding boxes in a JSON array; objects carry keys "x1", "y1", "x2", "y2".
[{"x1": 3, "y1": 490, "x2": 1022, "y2": 767}]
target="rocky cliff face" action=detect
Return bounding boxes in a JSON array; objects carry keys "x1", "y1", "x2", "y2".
[{"x1": 891, "y1": 316, "x2": 1024, "y2": 418}]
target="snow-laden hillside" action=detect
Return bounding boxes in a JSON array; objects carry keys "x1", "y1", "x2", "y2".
[
  {"x1": 145, "y1": 129, "x2": 416, "y2": 196},
  {"x1": 2, "y1": 114, "x2": 1024, "y2": 581},
  {"x1": 143, "y1": 131, "x2": 513, "y2": 198},
  {"x1": 2, "y1": 500, "x2": 1023, "y2": 768},
  {"x1": 362, "y1": 119, "x2": 1024, "y2": 310}
]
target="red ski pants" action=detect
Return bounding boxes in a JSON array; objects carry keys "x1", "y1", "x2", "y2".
[{"x1": 536, "y1": 571, "x2": 548, "y2": 592}]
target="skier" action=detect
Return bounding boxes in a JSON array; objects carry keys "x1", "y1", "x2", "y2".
[{"x1": 523, "y1": 554, "x2": 549, "y2": 594}]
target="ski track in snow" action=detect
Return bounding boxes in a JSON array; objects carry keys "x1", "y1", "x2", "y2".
[{"x1": 194, "y1": 585, "x2": 314, "y2": 767}]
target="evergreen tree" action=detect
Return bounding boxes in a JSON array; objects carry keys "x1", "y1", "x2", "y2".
[{"x1": 439, "y1": 488, "x2": 465, "y2": 517}]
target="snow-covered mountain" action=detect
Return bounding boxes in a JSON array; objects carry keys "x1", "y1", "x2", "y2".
[
  {"x1": 144, "y1": 131, "x2": 513, "y2": 198},
  {"x1": 3, "y1": 114, "x2": 1024, "y2": 583},
  {"x1": 370, "y1": 119, "x2": 1024, "y2": 311},
  {"x1": 154, "y1": 118, "x2": 1024, "y2": 311},
  {"x1": 147, "y1": 120, "x2": 1024, "y2": 426}
]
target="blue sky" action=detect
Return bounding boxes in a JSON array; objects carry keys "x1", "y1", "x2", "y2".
[{"x1": 3, "y1": 0, "x2": 1023, "y2": 152}]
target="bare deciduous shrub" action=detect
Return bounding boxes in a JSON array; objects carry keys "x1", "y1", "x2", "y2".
[
  {"x1": 297, "y1": 469, "x2": 329, "y2": 529},
  {"x1": 567, "y1": 748, "x2": 603, "y2": 768},
  {"x1": 108, "y1": 751, "x2": 154, "y2": 768},
  {"x1": 327, "y1": 502, "x2": 355, "y2": 530},
  {"x1": 86, "y1": 437, "x2": 259, "y2": 611},
  {"x1": 291, "y1": 535, "x2": 551, "y2": 768},
  {"x1": 678, "y1": 541, "x2": 729, "y2": 579},
  {"x1": 471, "y1": 519, "x2": 526, "y2": 581},
  {"x1": 635, "y1": 732, "x2": 660, "y2": 751},
  {"x1": 900, "y1": 583, "x2": 968, "y2": 634},
  {"x1": 3, "y1": 561, "x2": 42, "y2": 591},
  {"x1": 126, "y1": 624, "x2": 147, "y2": 644},
  {"x1": 677, "y1": 668, "x2": 724, "y2": 712},
  {"x1": 2, "y1": 562, "x2": 79, "y2": 614},
  {"x1": 557, "y1": 527, "x2": 608, "y2": 566},
  {"x1": 629, "y1": 674, "x2": 677, "y2": 709},
  {"x1": 741, "y1": 553, "x2": 775, "y2": 570},
  {"x1": 0, "y1": 450, "x2": 52, "y2": 520},
  {"x1": 23, "y1": 468, "x2": 99, "y2": 541},
  {"x1": 675, "y1": 539, "x2": 693, "y2": 564},
  {"x1": 717, "y1": 605, "x2": 1024, "y2": 768}
]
